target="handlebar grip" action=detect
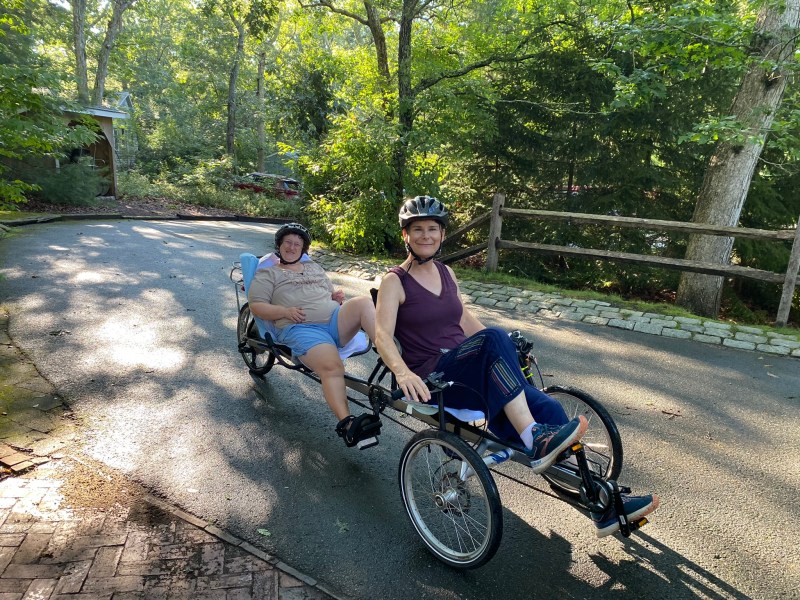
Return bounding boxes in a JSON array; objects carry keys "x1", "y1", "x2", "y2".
[{"x1": 389, "y1": 373, "x2": 451, "y2": 401}]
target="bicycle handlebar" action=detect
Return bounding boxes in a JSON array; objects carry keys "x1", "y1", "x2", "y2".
[{"x1": 390, "y1": 372, "x2": 452, "y2": 401}]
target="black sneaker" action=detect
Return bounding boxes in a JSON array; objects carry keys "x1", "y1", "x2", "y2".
[
  {"x1": 524, "y1": 416, "x2": 587, "y2": 474},
  {"x1": 592, "y1": 493, "x2": 659, "y2": 538}
]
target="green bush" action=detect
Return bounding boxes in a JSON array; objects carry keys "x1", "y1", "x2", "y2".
[
  {"x1": 306, "y1": 192, "x2": 397, "y2": 254},
  {"x1": 117, "y1": 170, "x2": 161, "y2": 197},
  {"x1": 26, "y1": 159, "x2": 109, "y2": 205}
]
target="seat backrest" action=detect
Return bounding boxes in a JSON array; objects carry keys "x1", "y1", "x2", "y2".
[
  {"x1": 239, "y1": 252, "x2": 274, "y2": 339},
  {"x1": 240, "y1": 253, "x2": 260, "y2": 294}
]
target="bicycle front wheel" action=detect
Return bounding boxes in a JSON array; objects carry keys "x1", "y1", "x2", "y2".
[
  {"x1": 542, "y1": 385, "x2": 623, "y2": 494},
  {"x1": 399, "y1": 430, "x2": 503, "y2": 569},
  {"x1": 237, "y1": 304, "x2": 275, "y2": 376}
]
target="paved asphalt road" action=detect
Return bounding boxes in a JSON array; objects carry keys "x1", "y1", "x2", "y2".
[{"x1": 1, "y1": 219, "x2": 798, "y2": 600}]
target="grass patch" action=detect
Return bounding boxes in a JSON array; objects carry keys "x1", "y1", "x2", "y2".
[{"x1": 0, "y1": 210, "x2": 52, "y2": 221}]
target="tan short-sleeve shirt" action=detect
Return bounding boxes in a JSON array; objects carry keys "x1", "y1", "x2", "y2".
[{"x1": 248, "y1": 261, "x2": 338, "y2": 330}]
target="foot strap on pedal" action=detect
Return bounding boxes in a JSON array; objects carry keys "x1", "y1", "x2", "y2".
[{"x1": 336, "y1": 413, "x2": 382, "y2": 450}]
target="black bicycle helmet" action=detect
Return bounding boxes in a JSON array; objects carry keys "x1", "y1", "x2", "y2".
[
  {"x1": 274, "y1": 223, "x2": 311, "y2": 264},
  {"x1": 398, "y1": 195, "x2": 449, "y2": 229}
]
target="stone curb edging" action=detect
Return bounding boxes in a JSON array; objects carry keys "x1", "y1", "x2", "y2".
[
  {"x1": 311, "y1": 248, "x2": 800, "y2": 360},
  {"x1": 142, "y1": 493, "x2": 347, "y2": 600},
  {"x1": 2, "y1": 214, "x2": 796, "y2": 359}
]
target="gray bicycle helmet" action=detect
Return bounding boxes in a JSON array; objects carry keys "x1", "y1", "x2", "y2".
[
  {"x1": 398, "y1": 196, "x2": 449, "y2": 229},
  {"x1": 275, "y1": 222, "x2": 311, "y2": 252},
  {"x1": 274, "y1": 223, "x2": 311, "y2": 265}
]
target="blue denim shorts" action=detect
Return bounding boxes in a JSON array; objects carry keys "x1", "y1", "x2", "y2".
[{"x1": 275, "y1": 306, "x2": 341, "y2": 356}]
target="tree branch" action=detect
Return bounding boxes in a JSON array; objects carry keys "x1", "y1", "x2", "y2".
[
  {"x1": 412, "y1": 18, "x2": 571, "y2": 95},
  {"x1": 297, "y1": 0, "x2": 369, "y2": 26}
]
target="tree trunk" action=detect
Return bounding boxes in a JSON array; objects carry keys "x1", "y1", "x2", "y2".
[
  {"x1": 392, "y1": 0, "x2": 417, "y2": 201},
  {"x1": 676, "y1": 0, "x2": 800, "y2": 317},
  {"x1": 226, "y1": 20, "x2": 246, "y2": 156},
  {"x1": 71, "y1": 0, "x2": 89, "y2": 105},
  {"x1": 92, "y1": 0, "x2": 136, "y2": 106},
  {"x1": 363, "y1": 1, "x2": 390, "y2": 83},
  {"x1": 363, "y1": 0, "x2": 392, "y2": 116},
  {"x1": 256, "y1": 50, "x2": 267, "y2": 172}
]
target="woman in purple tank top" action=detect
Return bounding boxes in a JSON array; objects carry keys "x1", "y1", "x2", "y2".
[{"x1": 375, "y1": 196, "x2": 659, "y2": 537}]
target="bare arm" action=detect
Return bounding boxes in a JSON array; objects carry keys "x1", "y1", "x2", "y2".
[
  {"x1": 375, "y1": 273, "x2": 432, "y2": 402},
  {"x1": 249, "y1": 301, "x2": 305, "y2": 324}
]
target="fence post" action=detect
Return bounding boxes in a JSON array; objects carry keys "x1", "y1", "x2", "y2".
[
  {"x1": 485, "y1": 192, "x2": 504, "y2": 273},
  {"x1": 775, "y1": 214, "x2": 800, "y2": 327}
]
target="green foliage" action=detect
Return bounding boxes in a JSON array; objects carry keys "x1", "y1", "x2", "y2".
[
  {"x1": 0, "y1": 2, "x2": 97, "y2": 207},
  {"x1": 299, "y1": 108, "x2": 401, "y2": 252},
  {"x1": 117, "y1": 170, "x2": 162, "y2": 197},
  {"x1": 118, "y1": 167, "x2": 303, "y2": 219},
  {"x1": 23, "y1": 158, "x2": 109, "y2": 205},
  {"x1": 20, "y1": 0, "x2": 800, "y2": 322},
  {"x1": 307, "y1": 193, "x2": 397, "y2": 254}
]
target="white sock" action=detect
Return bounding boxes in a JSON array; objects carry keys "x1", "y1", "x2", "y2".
[{"x1": 521, "y1": 421, "x2": 538, "y2": 449}]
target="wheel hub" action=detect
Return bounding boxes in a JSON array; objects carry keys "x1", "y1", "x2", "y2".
[{"x1": 435, "y1": 472, "x2": 470, "y2": 514}]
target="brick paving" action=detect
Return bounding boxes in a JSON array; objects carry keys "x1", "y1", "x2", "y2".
[
  {"x1": 0, "y1": 306, "x2": 338, "y2": 600},
  {"x1": 0, "y1": 463, "x2": 335, "y2": 599}
]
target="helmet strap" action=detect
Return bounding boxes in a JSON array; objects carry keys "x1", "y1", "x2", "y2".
[
  {"x1": 275, "y1": 250, "x2": 303, "y2": 266},
  {"x1": 405, "y1": 242, "x2": 442, "y2": 265}
]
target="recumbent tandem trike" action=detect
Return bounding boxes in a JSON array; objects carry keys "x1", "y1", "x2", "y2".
[{"x1": 231, "y1": 253, "x2": 650, "y2": 569}]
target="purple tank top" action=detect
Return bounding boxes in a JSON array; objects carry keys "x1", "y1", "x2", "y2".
[{"x1": 391, "y1": 262, "x2": 466, "y2": 378}]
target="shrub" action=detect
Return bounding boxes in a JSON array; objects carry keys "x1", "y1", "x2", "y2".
[
  {"x1": 118, "y1": 168, "x2": 304, "y2": 220},
  {"x1": 117, "y1": 170, "x2": 161, "y2": 197},
  {"x1": 26, "y1": 158, "x2": 109, "y2": 205}
]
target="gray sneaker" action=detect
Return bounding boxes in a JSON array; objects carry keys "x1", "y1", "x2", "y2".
[
  {"x1": 592, "y1": 493, "x2": 660, "y2": 538},
  {"x1": 524, "y1": 416, "x2": 587, "y2": 474}
]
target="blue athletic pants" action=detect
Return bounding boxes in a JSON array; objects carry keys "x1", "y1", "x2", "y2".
[{"x1": 432, "y1": 327, "x2": 568, "y2": 444}]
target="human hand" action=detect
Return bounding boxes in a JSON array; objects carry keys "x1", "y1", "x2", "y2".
[
  {"x1": 332, "y1": 289, "x2": 345, "y2": 304},
  {"x1": 284, "y1": 306, "x2": 306, "y2": 323},
  {"x1": 396, "y1": 371, "x2": 431, "y2": 403}
]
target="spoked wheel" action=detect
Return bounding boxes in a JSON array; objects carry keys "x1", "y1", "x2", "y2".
[
  {"x1": 237, "y1": 304, "x2": 275, "y2": 376},
  {"x1": 399, "y1": 430, "x2": 503, "y2": 569},
  {"x1": 542, "y1": 385, "x2": 623, "y2": 495}
]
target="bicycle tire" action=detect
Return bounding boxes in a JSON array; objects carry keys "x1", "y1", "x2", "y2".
[
  {"x1": 541, "y1": 385, "x2": 623, "y2": 494},
  {"x1": 237, "y1": 304, "x2": 275, "y2": 376},
  {"x1": 399, "y1": 429, "x2": 503, "y2": 569}
]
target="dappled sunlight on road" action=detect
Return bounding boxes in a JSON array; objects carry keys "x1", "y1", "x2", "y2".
[
  {"x1": 2, "y1": 219, "x2": 796, "y2": 600},
  {"x1": 94, "y1": 316, "x2": 186, "y2": 370}
]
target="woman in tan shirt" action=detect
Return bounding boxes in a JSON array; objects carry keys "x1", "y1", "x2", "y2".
[{"x1": 248, "y1": 223, "x2": 380, "y2": 448}]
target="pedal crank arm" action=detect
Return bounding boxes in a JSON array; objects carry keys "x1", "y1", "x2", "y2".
[{"x1": 570, "y1": 443, "x2": 603, "y2": 508}]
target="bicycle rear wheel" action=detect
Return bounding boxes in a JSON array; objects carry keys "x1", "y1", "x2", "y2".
[
  {"x1": 237, "y1": 304, "x2": 275, "y2": 376},
  {"x1": 399, "y1": 430, "x2": 503, "y2": 569},
  {"x1": 542, "y1": 385, "x2": 622, "y2": 494}
]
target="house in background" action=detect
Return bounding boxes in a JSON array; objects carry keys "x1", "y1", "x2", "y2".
[
  {"x1": 62, "y1": 104, "x2": 129, "y2": 197},
  {"x1": 112, "y1": 92, "x2": 137, "y2": 171}
]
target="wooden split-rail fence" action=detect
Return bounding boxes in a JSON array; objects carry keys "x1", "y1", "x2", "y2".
[{"x1": 440, "y1": 193, "x2": 800, "y2": 327}]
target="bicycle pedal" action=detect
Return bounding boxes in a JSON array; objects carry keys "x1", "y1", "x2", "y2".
[{"x1": 357, "y1": 436, "x2": 379, "y2": 450}]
